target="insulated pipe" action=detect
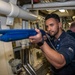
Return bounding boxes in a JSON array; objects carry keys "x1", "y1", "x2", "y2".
[
  {"x1": 0, "y1": 0, "x2": 38, "y2": 21},
  {"x1": 22, "y1": 1, "x2": 75, "y2": 9}
]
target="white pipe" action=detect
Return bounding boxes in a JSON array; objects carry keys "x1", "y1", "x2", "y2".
[
  {"x1": 22, "y1": 1, "x2": 75, "y2": 9},
  {"x1": 32, "y1": 7, "x2": 75, "y2": 10},
  {"x1": 0, "y1": 0, "x2": 38, "y2": 21}
]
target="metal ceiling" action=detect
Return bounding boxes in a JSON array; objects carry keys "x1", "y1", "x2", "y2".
[
  {"x1": 18, "y1": 0, "x2": 75, "y2": 21},
  {"x1": 1, "y1": 0, "x2": 75, "y2": 21},
  {"x1": 17, "y1": 0, "x2": 75, "y2": 6}
]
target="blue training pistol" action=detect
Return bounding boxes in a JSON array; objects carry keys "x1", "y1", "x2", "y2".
[{"x1": 0, "y1": 29, "x2": 46, "y2": 42}]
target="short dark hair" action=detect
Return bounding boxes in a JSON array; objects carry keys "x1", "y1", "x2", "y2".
[{"x1": 45, "y1": 13, "x2": 60, "y2": 22}]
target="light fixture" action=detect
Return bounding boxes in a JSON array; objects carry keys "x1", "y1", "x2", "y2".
[{"x1": 59, "y1": 9, "x2": 65, "y2": 12}]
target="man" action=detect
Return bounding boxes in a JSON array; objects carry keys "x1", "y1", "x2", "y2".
[
  {"x1": 69, "y1": 22, "x2": 75, "y2": 32},
  {"x1": 29, "y1": 14, "x2": 75, "y2": 75},
  {"x1": 67, "y1": 22, "x2": 75, "y2": 38}
]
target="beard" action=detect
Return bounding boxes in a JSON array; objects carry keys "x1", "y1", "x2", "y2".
[{"x1": 48, "y1": 28, "x2": 59, "y2": 37}]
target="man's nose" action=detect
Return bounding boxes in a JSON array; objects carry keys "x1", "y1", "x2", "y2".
[{"x1": 47, "y1": 26, "x2": 51, "y2": 31}]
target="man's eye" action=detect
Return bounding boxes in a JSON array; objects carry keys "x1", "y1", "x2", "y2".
[{"x1": 50, "y1": 24, "x2": 54, "y2": 26}]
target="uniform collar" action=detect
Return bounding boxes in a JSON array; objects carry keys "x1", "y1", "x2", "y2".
[
  {"x1": 54, "y1": 30, "x2": 66, "y2": 49},
  {"x1": 57, "y1": 30, "x2": 66, "y2": 42}
]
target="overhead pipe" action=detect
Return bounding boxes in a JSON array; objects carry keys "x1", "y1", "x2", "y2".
[
  {"x1": 22, "y1": 1, "x2": 75, "y2": 9},
  {"x1": 0, "y1": 0, "x2": 38, "y2": 21}
]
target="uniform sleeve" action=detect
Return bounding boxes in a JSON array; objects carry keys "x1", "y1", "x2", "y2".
[{"x1": 58, "y1": 44, "x2": 75, "y2": 65}]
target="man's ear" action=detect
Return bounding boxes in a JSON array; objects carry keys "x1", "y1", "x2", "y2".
[{"x1": 59, "y1": 22, "x2": 62, "y2": 28}]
